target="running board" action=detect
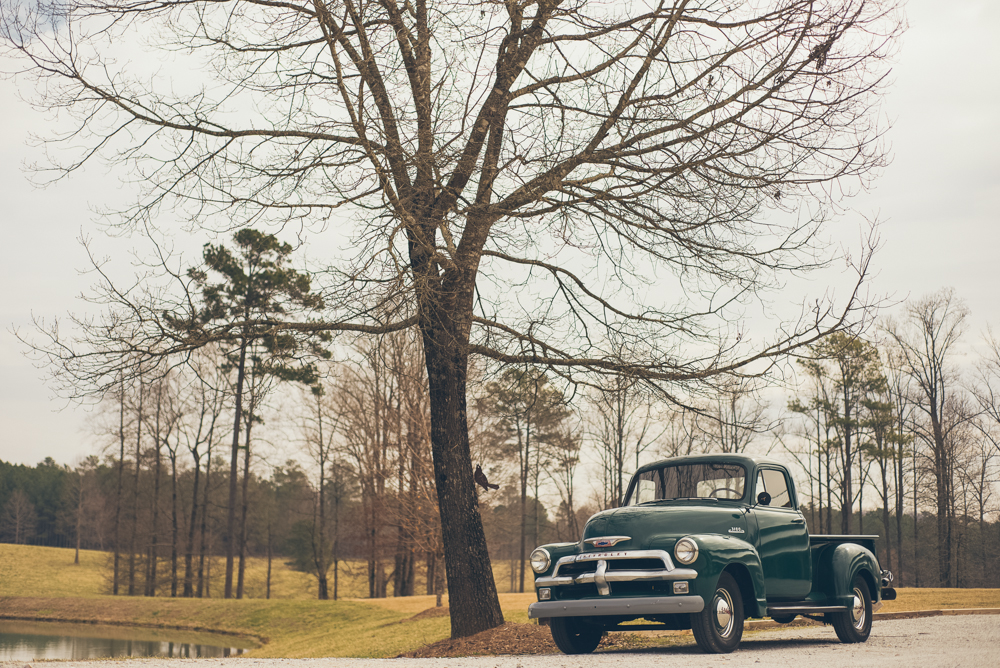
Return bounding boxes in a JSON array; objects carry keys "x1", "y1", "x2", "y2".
[
  {"x1": 767, "y1": 604, "x2": 848, "y2": 615},
  {"x1": 604, "y1": 624, "x2": 675, "y2": 631}
]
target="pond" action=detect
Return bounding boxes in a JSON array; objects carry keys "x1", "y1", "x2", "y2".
[{"x1": 0, "y1": 620, "x2": 259, "y2": 661}]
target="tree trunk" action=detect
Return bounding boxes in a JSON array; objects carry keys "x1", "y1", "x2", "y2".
[
  {"x1": 894, "y1": 439, "x2": 904, "y2": 583},
  {"x1": 147, "y1": 432, "x2": 162, "y2": 597},
  {"x1": 74, "y1": 474, "x2": 83, "y2": 565},
  {"x1": 128, "y1": 382, "x2": 144, "y2": 596},
  {"x1": 879, "y1": 459, "x2": 891, "y2": 572},
  {"x1": 314, "y1": 397, "x2": 329, "y2": 601},
  {"x1": 421, "y1": 310, "x2": 504, "y2": 637},
  {"x1": 425, "y1": 551, "x2": 436, "y2": 596},
  {"x1": 225, "y1": 341, "x2": 248, "y2": 599},
  {"x1": 524, "y1": 411, "x2": 531, "y2": 594},
  {"x1": 169, "y1": 453, "x2": 179, "y2": 597},
  {"x1": 197, "y1": 442, "x2": 213, "y2": 598},
  {"x1": 113, "y1": 385, "x2": 126, "y2": 594},
  {"x1": 912, "y1": 440, "x2": 920, "y2": 587},
  {"x1": 184, "y1": 452, "x2": 201, "y2": 597},
  {"x1": 266, "y1": 525, "x2": 273, "y2": 600},
  {"x1": 237, "y1": 416, "x2": 252, "y2": 599},
  {"x1": 841, "y1": 397, "x2": 853, "y2": 534},
  {"x1": 930, "y1": 406, "x2": 950, "y2": 586}
]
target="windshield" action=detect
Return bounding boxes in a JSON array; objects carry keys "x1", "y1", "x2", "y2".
[{"x1": 625, "y1": 463, "x2": 747, "y2": 505}]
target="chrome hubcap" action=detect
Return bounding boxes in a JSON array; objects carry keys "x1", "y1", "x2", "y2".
[
  {"x1": 851, "y1": 588, "x2": 866, "y2": 629},
  {"x1": 714, "y1": 589, "x2": 735, "y2": 637}
]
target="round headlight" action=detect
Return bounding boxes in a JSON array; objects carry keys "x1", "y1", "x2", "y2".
[
  {"x1": 674, "y1": 537, "x2": 699, "y2": 565},
  {"x1": 530, "y1": 548, "x2": 551, "y2": 574}
]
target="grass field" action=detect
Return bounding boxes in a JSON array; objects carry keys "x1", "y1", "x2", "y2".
[
  {"x1": 0, "y1": 544, "x2": 526, "y2": 657},
  {"x1": 1, "y1": 544, "x2": 997, "y2": 657}
]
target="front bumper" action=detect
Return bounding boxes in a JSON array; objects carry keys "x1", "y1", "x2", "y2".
[
  {"x1": 533, "y1": 549, "x2": 698, "y2": 593},
  {"x1": 528, "y1": 595, "x2": 705, "y2": 619}
]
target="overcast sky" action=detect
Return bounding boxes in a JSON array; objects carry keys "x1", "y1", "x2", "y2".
[{"x1": 2, "y1": 0, "x2": 999, "y2": 468}]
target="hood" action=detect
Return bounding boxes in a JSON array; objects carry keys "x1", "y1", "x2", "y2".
[{"x1": 582, "y1": 503, "x2": 748, "y2": 551}]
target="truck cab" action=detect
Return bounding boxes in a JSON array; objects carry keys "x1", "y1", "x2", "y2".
[{"x1": 527, "y1": 454, "x2": 895, "y2": 654}]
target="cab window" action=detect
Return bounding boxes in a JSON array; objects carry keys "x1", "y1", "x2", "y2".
[
  {"x1": 625, "y1": 463, "x2": 746, "y2": 504},
  {"x1": 757, "y1": 469, "x2": 793, "y2": 508}
]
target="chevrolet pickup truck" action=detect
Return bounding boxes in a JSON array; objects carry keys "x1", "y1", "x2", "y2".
[{"x1": 527, "y1": 454, "x2": 896, "y2": 654}]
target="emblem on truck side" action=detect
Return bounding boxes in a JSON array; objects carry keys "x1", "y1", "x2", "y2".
[{"x1": 729, "y1": 527, "x2": 745, "y2": 534}]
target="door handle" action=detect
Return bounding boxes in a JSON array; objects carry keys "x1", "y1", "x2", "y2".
[{"x1": 791, "y1": 518, "x2": 805, "y2": 524}]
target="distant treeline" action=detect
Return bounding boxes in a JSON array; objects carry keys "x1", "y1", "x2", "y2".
[
  {"x1": 4, "y1": 454, "x2": 999, "y2": 593},
  {"x1": 0, "y1": 458, "x2": 74, "y2": 548},
  {"x1": 0, "y1": 454, "x2": 375, "y2": 597}
]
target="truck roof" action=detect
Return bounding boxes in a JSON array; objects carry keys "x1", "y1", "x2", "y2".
[{"x1": 634, "y1": 453, "x2": 786, "y2": 476}]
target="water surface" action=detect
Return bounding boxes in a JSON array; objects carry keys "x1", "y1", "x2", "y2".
[{"x1": 0, "y1": 620, "x2": 257, "y2": 661}]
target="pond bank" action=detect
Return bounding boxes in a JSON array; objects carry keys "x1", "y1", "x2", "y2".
[{"x1": 0, "y1": 595, "x2": 451, "y2": 658}]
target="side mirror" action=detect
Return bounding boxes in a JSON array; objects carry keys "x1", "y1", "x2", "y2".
[{"x1": 756, "y1": 491, "x2": 771, "y2": 506}]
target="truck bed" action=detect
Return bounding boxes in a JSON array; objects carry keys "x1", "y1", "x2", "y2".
[{"x1": 810, "y1": 534, "x2": 879, "y2": 553}]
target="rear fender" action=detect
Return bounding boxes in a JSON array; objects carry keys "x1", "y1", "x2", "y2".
[
  {"x1": 685, "y1": 534, "x2": 767, "y2": 618},
  {"x1": 814, "y1": 542, "x2": 881, "y2": 606}
]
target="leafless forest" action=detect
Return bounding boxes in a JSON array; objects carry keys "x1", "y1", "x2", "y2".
[{"x1": 4, "y1": 287, "x2": 1000, "y2": 597}]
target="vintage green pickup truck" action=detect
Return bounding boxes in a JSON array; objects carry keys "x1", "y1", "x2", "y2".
[{"x1": 528, "y1": 454, "x2": 896, "y2": 654}]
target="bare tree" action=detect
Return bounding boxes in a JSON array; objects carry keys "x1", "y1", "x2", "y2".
[
  {"x1": 589, "y1": 375, "x2": 661, "y2": 509},
  {"x1": 789, "y1": 356, "x2": 839, "y2": 533},
  {"x1": 544, "y1": 424, "x2": 583, "y2": 541},
  {"x1": 657, "y1": 409, "x2": 705, "y2": 459},
  {"x1": 300, "y1": 383, "x2": 342, "y2": 600},
  {"x1": 5, "y1": 0, "x2": 901, "y2": 636},
  {"x1": 879, "y1": 336, "x2": 914, "y2": 583},
  {"x1": 697, "y1": 378, "x2": 772, "y2": 455},
  {"x1": 179, "y1": 348, "x2": 227, "y2": 597},
  {"x1": 1, "y1": 489, "x2": 38, "y2": 545},
  {"x1": 478, "y1": 368, "x2": 570, "y2": 590},
  {"x1": 885, "y1": 289, "x2": 970, "y2": 586},
  {"x1": 971, "y1": 328, "x2": 1000, "y2": 462}
]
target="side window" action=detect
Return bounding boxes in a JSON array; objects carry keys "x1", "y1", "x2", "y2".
[
  {"x1": 633, "y1": 478, "x2": 657, "y2": 505},
  {"x1": 760, "y1": 469, "x2": 793, "y2": 508}
]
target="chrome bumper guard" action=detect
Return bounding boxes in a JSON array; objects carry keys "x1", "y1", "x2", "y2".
[
  {"x1": 529, "y1": 595, "x2": 705, "y2": 619},
  {"x1": 533, "y1": 549, "x2": 698, "y2": 591}
]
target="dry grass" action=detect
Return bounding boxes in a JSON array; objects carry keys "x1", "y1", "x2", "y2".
[
  {"x1": 881, "y1": 587, "x2": 1000, "y2": 612},
  {"x1": 2, "y1": 544, "x2": 998, "y2": 658},
  {"x1": 0, "y1": 595, "x2": 448, "y2": 657},
  {"x1": 0, "y1": 544, "x2": 356, "y2": 601},
  {"x1": 0, "y1": 544, "x2": 523, "y2": 657},
  {"x1": 0, "y1": 544, "x2": 108, "y2": 597}
]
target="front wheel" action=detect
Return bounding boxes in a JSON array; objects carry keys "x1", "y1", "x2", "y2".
[
  {"x1": 691, "y1": 571, "x2": 744, "y2": 653},
  {"x1": 829, "y1": 576, "x2": 872, "y2": 643},
  {"x1": 549, "y1": 617, "x2": 603, "y2": 654}
]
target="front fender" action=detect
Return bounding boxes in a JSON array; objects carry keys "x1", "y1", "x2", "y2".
[
  {"x1": 813, "y1": 542, "x2": 881, "y2": 606},
  {"x1": 683, "y1": 534, "x2": 767, "y2": 618}
]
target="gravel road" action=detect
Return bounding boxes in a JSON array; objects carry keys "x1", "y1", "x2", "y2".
[{"x1": 4, "y1": 615, "x2": 997, "y2": 668}]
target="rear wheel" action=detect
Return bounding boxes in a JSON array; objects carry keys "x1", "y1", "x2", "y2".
[
  {"x1": 549, "y1": 617, "x2": 603, "y2": 654},
  {"x1": 691, "y1": 571, "x2": 744, "y2": 653},
  {"x1": 829, "y1": 576, "x2": 872, "y2": 643}
]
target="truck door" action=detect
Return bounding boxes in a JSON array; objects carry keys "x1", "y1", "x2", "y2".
[{"x1": 752, "y1": 467, "x2": 812, "y2": 600}]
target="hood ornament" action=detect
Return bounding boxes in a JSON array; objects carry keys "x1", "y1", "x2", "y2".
[{"x1": 584, "y1": 536, "x2": 631, "y2": 548}]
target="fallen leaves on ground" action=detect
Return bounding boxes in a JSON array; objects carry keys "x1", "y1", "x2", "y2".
[{"x1": 399, "y1": 618, "x2": 653, "y2": 658}]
